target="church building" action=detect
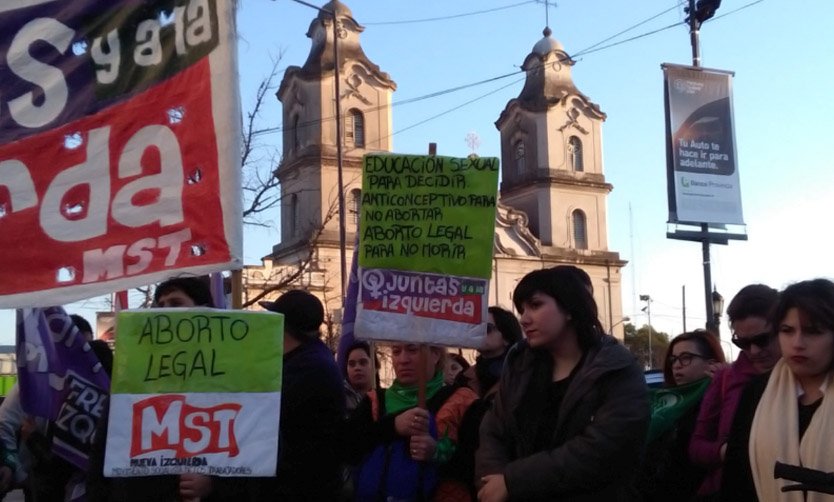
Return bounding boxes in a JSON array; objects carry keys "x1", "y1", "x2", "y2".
[{"x1": 243, "y1": 1, "x2": 627, "y2": 340}]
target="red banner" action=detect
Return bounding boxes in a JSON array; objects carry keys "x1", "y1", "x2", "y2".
[{"x1": 0, "y1": 0, "x2": 242, "y2": 307}]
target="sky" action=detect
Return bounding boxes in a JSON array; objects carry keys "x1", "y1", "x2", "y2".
[{"x1": 2, "y1": 0, "x2": 833, "y2": 361}]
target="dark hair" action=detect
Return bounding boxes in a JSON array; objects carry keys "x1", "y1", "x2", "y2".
[
  {"x1": 662, "y1": 330, "x2": 726, "y2": 386},
  {"x1": 726, "y1": 284, "x2": 778, "y2": 323},
  {"x1": 70, "y1": 314, "x2": 93, "y2": 337},
  {"x1": 552, "y1": 265, "x2": 593, "y2": 293},
  {"x1": 772, "y1": 279, "x2": 834, "y2": 334},
  {"x1": 449, "y1": 353, "x2": 470, "y2": 371},
  {"x1": 89, "y1": 339, "x2": 114, "y2": 377},
  {"x1": 488, "y1": 306, "x2": 523, "y2": 346},
  {"x1": 153, "y1": 276, "x2": 213, "y2": 307},
  {"x1": 512, "y1": 266, "x2": 605, "y2": 350}
]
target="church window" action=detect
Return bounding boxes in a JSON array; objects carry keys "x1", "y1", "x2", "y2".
[
  {"x1": 568, "y1": 136, "x2": 583, "y2": 172},
  {"x1": 345, "y1": 109, "x2": 365, "y2": 148},
  {"x1": 349, "y1": 188, "x2": 362, "y2": 227},
  {"x1": 572, "y1": 209, "x2": 588, "y2": 249},
  {"x1": 514, "y1": 140, "x2": 526, "y2": 176}
]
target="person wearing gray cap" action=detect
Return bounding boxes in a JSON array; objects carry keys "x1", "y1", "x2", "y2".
[{"x1": 248, "y1": 290, "x2": 344, "y2": 500}]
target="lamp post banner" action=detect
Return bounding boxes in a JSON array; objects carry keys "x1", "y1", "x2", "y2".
[
  {"x1": 356, "y1": 153, "x2": 499, "y2": 348},
  {"x1": 0, "y1": 0, "x2": 243, "y2": 308},
  {"x1": 103, "y1": 309, "x2": 283, "y2": 477},
  {"x1": 663, "y1": 64, "x2": 744, "y2": 225}
]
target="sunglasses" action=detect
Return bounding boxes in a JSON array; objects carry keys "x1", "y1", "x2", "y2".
[
  {"x1": 731, "y1": 332, "x2": 774, "y2": 351},
  {"x1": 667, "y1": 352, "x2": 708, "y2": 367}
]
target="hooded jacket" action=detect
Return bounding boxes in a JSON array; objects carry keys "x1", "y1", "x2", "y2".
[{"x1": 475, "y1": 335, "x2": 649, "y2": 502}]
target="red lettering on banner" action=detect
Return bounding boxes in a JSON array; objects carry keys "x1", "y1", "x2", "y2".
[
  {"x1": 0, "y1": 61, "x2": 230, "y2": 297},
  {"x1": 363, "y1": 294, "x2": 482, "y2": 324},
  {"x1": 130, "y1": 394, "x2": 240, "y2": 458}
]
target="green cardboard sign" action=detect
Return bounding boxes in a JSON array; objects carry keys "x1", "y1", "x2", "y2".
[
  {"x1": 111, "y1": 309, "x2": 283, "y2": 394},
  {"x1": 359, "y1": 154, "x2": 499, "y2": 279}
]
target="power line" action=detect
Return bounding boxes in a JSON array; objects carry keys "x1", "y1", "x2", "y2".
[
  {"x1": 260, "y1": 1, "x2": 762, "y2": 136},
  {"x1": 576, "y1": 1, "x2": 684, "y2": 54},
  {"x1": 363, "y1": 1, "x2": 537, "y2": 26},
  {"x1": 388, "y1": 76, "x2": 526, "y2": 139}
]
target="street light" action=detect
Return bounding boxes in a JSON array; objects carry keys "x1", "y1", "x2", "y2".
[
  {"x1": 711, "y1": 287, "x2": 724, "y2": 336},
  {"x1": 610, "y1": 316, "x2": 630, "y2": 336},
  {"x1": 640, "y1": 295, "x2": 653, "y2": 368}
]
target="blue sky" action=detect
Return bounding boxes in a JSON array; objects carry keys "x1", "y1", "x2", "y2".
[{"x1": 2, "y1": 0, "x2": 833, "y2": 358}]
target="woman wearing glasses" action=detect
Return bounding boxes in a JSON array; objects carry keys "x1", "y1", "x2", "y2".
[
  {"x1": 720, "y1": 279, "x2": 834, "y2": 501},
  {"x1": 689, "y1": 284, "x2": 779, "y2": 500},
  {"x1": 638, "y1": 331, "x2": 725, "y2": 501}
]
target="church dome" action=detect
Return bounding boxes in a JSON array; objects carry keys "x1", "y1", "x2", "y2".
[
  {"x1": 532, "y1": 27, "x2": 565, "y2": 56},
  {"x1": 319, "y1": 0, "x2": 353, "y2": 20}
]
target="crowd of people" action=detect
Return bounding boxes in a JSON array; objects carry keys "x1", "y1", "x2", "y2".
[{"x1": 2, "y1": 269, "x2": 834, "y2": 502}]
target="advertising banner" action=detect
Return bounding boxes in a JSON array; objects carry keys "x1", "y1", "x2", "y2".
[
  {"x1": 356, "y1": 154, "x2": 498, "y2": 348},
  {"x1": 104, "y1": 309, "x2": 283, "y2": 477},
  {"x1": 663, "y1": 63, "x2": 744, "y2": 225},
  {"x1": 0, "y1": 0, "x2": 242, "y2": 308}
]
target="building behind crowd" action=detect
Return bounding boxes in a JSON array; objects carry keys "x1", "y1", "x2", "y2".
[{"x1": 243, "y1": 1, "x2": 627, "y2": 340}]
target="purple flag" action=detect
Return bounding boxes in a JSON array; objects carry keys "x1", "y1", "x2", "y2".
[
  {"x1": 16, "y1": 307, "x2": 111, "y2": 470},
  {"x1": 336, "y1": 233, "x2": 361, "y2": 375}
]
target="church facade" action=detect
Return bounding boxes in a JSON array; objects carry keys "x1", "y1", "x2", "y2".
[{"x1": 243, "y1": 1, "x2": 627, "y2": 340}]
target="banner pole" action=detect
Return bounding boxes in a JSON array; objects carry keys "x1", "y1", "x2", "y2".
[
  {"x1": 232, "y1": 269, "x2": 243, "y2": 309},
  {"x1": 418, "y1": 345, "x2": 428, "y2": 409}
]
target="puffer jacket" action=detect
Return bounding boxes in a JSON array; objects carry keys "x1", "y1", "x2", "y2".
[{"x1": 475, "y1": 335, "x2": 649, "y2": 502}]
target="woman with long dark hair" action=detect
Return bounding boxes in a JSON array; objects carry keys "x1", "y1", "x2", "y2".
[
  {"x1": 475, "y1": 267, "x2": 649, "y2": 501},
  {"x1": 721, "y1": 279, "x2": 834, "y2": 501}
]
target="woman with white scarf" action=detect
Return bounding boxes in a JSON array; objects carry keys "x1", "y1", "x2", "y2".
[{"x1": 721, "y1": 279, "x2": 834, "y2": 502}]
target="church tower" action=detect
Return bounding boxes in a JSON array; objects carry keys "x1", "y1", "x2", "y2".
[
  {"x1": 493, "y1": 27, "x2": 627, "y2": 334},
  {"x1": 274, "y1": 0, "x2": 396, "y2": 272}
]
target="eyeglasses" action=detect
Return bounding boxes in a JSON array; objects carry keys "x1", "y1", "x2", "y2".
[
  {"x1": 731, "y1": 332, "x2": 774, "y2": 351},
  {"x1": 667, "y1": 352, "x2": 708, "y2": 367},
  {"x1": 487, "y1": 323, "x2": 497, "y2": 333}
]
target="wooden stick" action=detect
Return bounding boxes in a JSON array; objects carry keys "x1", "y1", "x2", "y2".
[{"x1": 417, "y1": 344, "x2": 428, "y2": 409}]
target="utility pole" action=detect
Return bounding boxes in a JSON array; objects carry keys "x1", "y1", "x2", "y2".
[
  {"x1": 687, "y1": 0, "x2": 721, "y2": 334},
  {"x1": 640, "y1": 294, "x2": 653, "y2": 368}
]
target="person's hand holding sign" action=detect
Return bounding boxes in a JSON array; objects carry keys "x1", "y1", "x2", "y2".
[
  {"x1": 409, "y1": 433, "x2": 436, "y2": 462},
  {"x1": 395, "y1": 407, "x2": 429, "y2": 436}
]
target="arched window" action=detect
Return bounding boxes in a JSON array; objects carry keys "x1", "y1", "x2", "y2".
[
  {"x1": 349, "y1": 188, "x2": 362, "y2": 227},
  {"x1": 289, "y1": 193, "x2": 298, "y2": 236},
  {"x1": 572, "y1": 209, "x2": 588, "y2": 249},
  {"x1": 345, "y1": 109, "x2": 365, "y2": 148},
  {"x1": 568, "y1": 136, "x2": 583, "y2": 172},
  {"x1": 292, "y1": 116, "x2": 301, "y2": 151},
  {"x1": 514, "y1": 140, "x2": 525, "y2": 176}
]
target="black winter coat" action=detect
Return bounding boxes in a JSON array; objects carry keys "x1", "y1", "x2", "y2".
[{"x1": 475, "y1": 336, "x2": 650, "y2": 502}]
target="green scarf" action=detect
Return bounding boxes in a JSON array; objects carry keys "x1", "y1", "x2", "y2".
[
  {"x1": 385, "y1": 371, "x2": 444, "y2": 415},
  {"x1": 646, "y1": 377, "x2": 711, "y2": 443}
]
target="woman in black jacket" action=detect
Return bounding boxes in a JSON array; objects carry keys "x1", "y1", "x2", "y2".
[{"x1": 475, "y1": 266, "x2": 649, "y2": 502}]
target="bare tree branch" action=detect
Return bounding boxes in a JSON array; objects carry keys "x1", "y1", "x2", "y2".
[
  {"x1": 241, "y1": 197, "x2": 340, "y2": 308},
  {"x1": 241, "y1": 52, "x2": 285, "y2": 226}
]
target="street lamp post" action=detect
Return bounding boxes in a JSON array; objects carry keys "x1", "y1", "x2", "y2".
[
  {"x1": 610, "y1": 316, "x2": 630, "y2": 336},
  {"x1": 640, "y1": 294, "x2": 653, "y2": 368},
  {"x1": 711, "y1": 287, "x2": 725, "y2": 336}
]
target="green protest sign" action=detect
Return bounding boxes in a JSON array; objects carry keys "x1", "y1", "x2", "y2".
[
  {"x1": 359, "y1": 154, "x2": 499, "y2": 279},
  {"x1": 111, "y1": 309, "x2": 283, "y2": 394}
]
